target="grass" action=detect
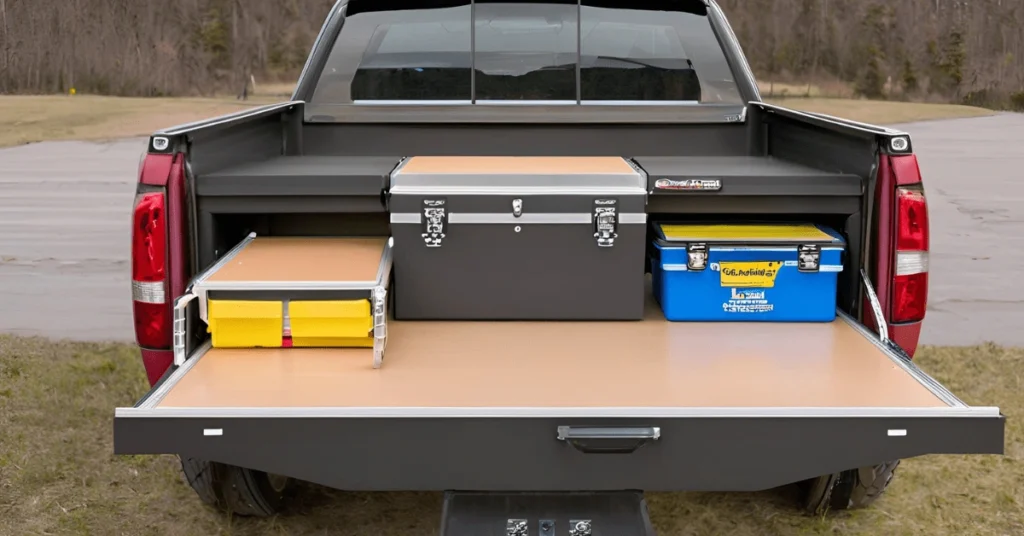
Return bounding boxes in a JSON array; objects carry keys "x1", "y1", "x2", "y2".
[
  {"x1": 0, "y1": 84, "x2": 998, "y2": 149},
  {"x1": 0, "y1": 90, "x2": 287, "y2": 148},
  {"x1": 0, "y1": 336, "x2": 1020, "y2": 535}
]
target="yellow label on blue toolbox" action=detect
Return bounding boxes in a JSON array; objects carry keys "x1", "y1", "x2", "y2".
[
  {"x1": 651, "y1": 223, "x2": 846, "y2": 322},
  {"x1": 719, "y1": 261, "x2": 783, "y2": 288}
]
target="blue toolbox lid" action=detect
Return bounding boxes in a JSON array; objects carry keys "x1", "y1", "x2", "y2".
[{"x1": 653, "y1": 223, "x2": 845, "y2": 247}]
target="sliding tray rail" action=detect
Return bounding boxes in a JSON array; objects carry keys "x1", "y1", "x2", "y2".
[
  {"x1": 173, "y1": 233, "x2": 394, "y2": 368},
  {"x1": 117, "y1": 271, "x2": 1004, "y2": 495}
]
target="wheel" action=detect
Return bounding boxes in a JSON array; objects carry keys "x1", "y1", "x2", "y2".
[
  {"x1": 800, "y1": 460, "x2": 900, "y2": 515},
  {"x1": 180, "y1": 456, "x2": 292, "y2": 517}
]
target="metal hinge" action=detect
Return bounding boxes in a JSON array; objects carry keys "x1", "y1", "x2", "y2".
[
  {"x1": 422, "y1": 199, "x2": 447, "y2": 248},
  {"x1": 687, "y1": 243, "x2": 708, "y2": 271},
  {"x1": 173, "y1": 291, "x2": 197, "y2": 366},
  {"x1": 798, "y1": 244, "x2": 821, "y2": 272},
  {"x1": 593, "y1": 199, "x2": 619, "y2": 248}
]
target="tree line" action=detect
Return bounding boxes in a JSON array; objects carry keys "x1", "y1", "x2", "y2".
[{"x1": 1, "y1": 0, "x2": 1022, "y2": 110}]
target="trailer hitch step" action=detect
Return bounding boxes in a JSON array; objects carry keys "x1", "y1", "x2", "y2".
[{"x1": 439, "y1": 491, "x2": 656, "y2": 536}]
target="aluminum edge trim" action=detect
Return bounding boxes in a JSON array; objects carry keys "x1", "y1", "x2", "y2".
[
  {"x1": 390, "y1": 213, "x2": 647, "y2": 224},
  {"x1": 389, "y1": 155, "x2": 412, "y2": 179},
  {"x1": 194, "y1": 232, "x2": 257, "y2": 287},
  {"x1": 157, "y1": 102, "x2": 301, "y2": 136},
  {"x1": 200, "y1": 280, "x2": 380, "y2": 291},
  {"x1": 391, "y1": 213, "x2": 421, "y2": 224},
  {"x1": 375, "y1": 239, "x2": 394, "y2": 289},
  {"x1": 135, "y1": 342, "x2": 212, "y2": 410},
  {"x1": 838, "y1": 311, "x2": 967, "y2": 408},
  {"x1": 195, "y1": 232, "x2": 257, "y2": 324},
  {"x1": 115, "y1": 405, "x2": 1001, "y2": 419},
  {"x1": 388, "y1": 186, "x2": 648, "y2": 196}
]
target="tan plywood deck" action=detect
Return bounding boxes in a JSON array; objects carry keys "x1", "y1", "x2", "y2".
[
  {"x1": 205, "y1": 237, "x2": 387, "y2": 283},
  {"x1": 399, "y1": 156, "x2": 637, "y2": 175},
  {"x1": 157, "y1": 299, "x2": 945, "y2": 409}
]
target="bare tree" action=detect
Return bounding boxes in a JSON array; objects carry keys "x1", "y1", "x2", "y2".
[{"x1": 1, "y1": 0, "x2": 1022, "y2": 109}]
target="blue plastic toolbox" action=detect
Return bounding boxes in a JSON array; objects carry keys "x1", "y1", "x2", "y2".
[{"x1": 650, "y1": 223, "x2": 846, "y2": 322}]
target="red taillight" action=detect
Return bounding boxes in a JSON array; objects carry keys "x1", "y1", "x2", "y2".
[
  {"x1": 132, "y1": 191, "x2": 171, "y2": 348},
  {"x1": 891, "y1": 156, "x2": 929, "y2": 324}
]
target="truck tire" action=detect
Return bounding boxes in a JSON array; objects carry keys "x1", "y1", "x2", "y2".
[
  {"x1": 800, "y1": 460, "x2": 900, "y2": 515},
  {"x1": 180, "y1": 456, "x2": 291, "y2": 517}
]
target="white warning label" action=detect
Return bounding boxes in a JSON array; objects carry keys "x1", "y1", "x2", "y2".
[{"x1": 723, "y1": 288, "x2": 775, "y2": 314}]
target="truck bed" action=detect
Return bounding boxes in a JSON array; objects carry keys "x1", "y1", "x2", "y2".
[
  {"x1": 117, "y1": 283, "x2": 1001, "y2": 494},
  {"x1": 156, "y1": 296, "x2": 943, "y2": 410}
]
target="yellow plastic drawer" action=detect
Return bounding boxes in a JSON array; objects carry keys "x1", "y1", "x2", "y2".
[
  {"x1": 208, "y1": 300, "x2": 283, "y2": 348},
  {"x1": 289, "y1": 300, "x2": 374, "y2": 347}
]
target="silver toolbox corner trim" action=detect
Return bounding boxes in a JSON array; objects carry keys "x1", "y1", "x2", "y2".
[{"x1": 390, "y1": 213, "x2": 647, "y2": 225}]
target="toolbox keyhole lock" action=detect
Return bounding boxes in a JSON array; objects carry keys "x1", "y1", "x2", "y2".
[{"x1": 512, "y1": 199, "x2": 523, "y2": 218}]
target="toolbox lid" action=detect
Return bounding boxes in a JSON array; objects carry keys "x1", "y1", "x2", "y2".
[
  {"x1": 654, "y1": 223, "x2": 845, "y2": 246},
  {"x1": 390, "y1": 156, "x2": 647, "y2": 194}
]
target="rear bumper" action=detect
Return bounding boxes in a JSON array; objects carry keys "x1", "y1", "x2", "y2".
[{"x1": 114, "y1": 407, "x2": 1004, "y2": 492}]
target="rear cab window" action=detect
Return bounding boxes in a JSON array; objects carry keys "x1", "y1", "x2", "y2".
[{"x1": 310, "y1": 0, "x2": 743, "y2": 106}]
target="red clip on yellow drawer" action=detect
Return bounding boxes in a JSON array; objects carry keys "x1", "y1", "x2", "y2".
[
  {"x1": 208, "y1": 300, "x2": 284, "y2": 348},
  {"x1": 289, "y1": 300, "x2": 374, "y2": 348}
]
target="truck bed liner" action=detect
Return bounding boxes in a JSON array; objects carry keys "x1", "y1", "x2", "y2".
[
  {"x1": 155, "y1": 301, "x2": 944, "y2": 410},
  {"x1": 198, "y1": 156, "x2": 403, "y2": 197},
  {"x1": 633, "y1": 156, "x2": 863, "y2": 215}
]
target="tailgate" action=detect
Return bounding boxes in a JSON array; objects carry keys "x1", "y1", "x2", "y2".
[{"x1": 114, "y1": 297, "x2": 1004, "y2": 493}]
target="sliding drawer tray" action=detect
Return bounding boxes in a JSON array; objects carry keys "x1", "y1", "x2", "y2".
[
  {"x1": 173, "y1": 233, "x2": 393, "y2": 369},
  {"x1": 118, "y1": 274, "x2": 1004, "y2": 494}
]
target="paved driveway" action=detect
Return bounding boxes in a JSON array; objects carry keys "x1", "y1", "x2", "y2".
[
  {"x1": 0, "y1": 114, "x2": 1021, "y2": 345},
  {"x1": 905, "y1": 113, "x2": 1024, "y2": 347},
  {"x1": 0, "y1": 139, "x2": 143, "y2": 342}
]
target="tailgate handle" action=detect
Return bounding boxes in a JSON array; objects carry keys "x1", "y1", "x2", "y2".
[{"x1": 556, "y1": 426, "x2": 661, "y2": 454}]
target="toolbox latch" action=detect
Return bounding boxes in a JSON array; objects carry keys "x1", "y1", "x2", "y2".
[
  {"x1": 593, "y1": 199, "x2": 619, "y2": 248},
  {"x1": 798, "y1": 244, "x2": 821, "y2": 272},
  {"x1": 687, "y1": 243, "x2": 708, "y2": 271},
  {"x1": 422, "y1": 199, "x2": 447, "y2": 248}
]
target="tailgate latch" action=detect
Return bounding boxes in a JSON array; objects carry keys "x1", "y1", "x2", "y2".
[
  {"x1": 798, "y1": 244, "x2": 821, "y2": 272},
  {"x1": 687, "y1": 243, "x2": 708, "y2": 271},
  {"x1": 422, "y1": 199, "x2": 447, "y2": 248},
  {"x1": 593, "y1": 199, "x2": 619, "y2": 248}
]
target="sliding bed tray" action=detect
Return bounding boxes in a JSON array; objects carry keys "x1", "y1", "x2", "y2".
[
  {"x1": 173, "y1": 233, "x2": 393, "y2": 368},
  {"x1": 197, "y1": 155, "x2": 403, "y2": 198},
  {"x1": 119, "y1": 278, "x2": 1004, "y2": 494}
]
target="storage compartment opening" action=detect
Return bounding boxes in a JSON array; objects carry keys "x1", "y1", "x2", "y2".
[
  {"x1": 645, "y1": 213, "x2": 861, "y2": 320},
  {"x1": 198, "y1": 210, "x2": 862, "y2": 337},
  {"x1": 204, "y1": 212, "x2": 391, "y2": 264}
]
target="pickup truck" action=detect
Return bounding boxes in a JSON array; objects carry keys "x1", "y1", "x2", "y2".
[{"x1": 116, "y1": 0, "x2": 1005, "y2": 532}]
